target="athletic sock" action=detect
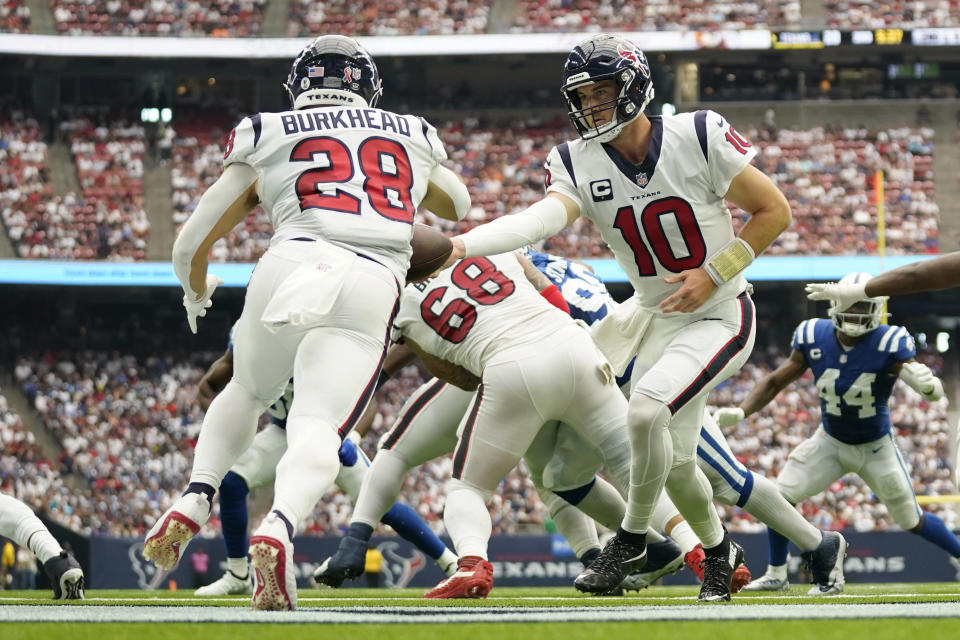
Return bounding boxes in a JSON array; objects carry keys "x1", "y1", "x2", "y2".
[{"x1": 916, "y1": 511, "x2": 960, "y2": 557}]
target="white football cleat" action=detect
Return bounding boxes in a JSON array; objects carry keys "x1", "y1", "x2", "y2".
[
  {"x1": 249, "y1": 512, "x2": 297, "y2": 611},
  {"x1": 143, "y1": 492, "x2": 211, "y2": 571},
  {"x1": 741, "y1": 572, "x2": 790, "y2": 592},
  {"x1": 195, "y1": 569, "x2": 252, "y2": 596}
]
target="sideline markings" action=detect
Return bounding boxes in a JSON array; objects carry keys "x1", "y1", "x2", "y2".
[
  {"x1": 3, "y1": 591, "x2": 959, "y2": 605},
  {"x1": 3, "y1": 602, "x2": 960, "y2": 624}
]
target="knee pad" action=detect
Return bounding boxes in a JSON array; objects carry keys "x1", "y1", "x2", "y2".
[
  {"x1": 627, "y1": 395, "x2": 671, "y2": 438},
  {"x1": 446, "y1": 477, "x2": 493, "y2": 504}
]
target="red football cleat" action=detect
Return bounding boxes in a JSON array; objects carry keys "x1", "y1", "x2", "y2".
[
  {"x1": 424, "y1": 555, "x2": 493, "y2": 599},
  {"x1": 684, "y1": 543, "x2": 706, "y2": 583},
  {"x1": 731, "y1": 563, "x2": 752, "y2": 593}
]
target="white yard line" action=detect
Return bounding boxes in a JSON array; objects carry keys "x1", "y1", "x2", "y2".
[
  {"x1": 3, "y1": 592, "x2": 957, "y2": 605},
  {"x1": 2, "y1": 602, "x2": 960, "y2": 624}
]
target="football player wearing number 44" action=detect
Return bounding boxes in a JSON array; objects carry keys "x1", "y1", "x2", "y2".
[
  {"x1": 715, "y1": 273, "x2": 960, "y2": 592},
  {"x1": 439, "y1": 33, "x2": 791, "y2": 601},
  {"x1": 145, "y1": 35, "x2": 471, "y2": 611}
]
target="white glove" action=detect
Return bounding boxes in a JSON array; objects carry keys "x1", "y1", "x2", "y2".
[
  {"x1": 805, "y1": 279, "x2": 868, "y2": 314},
  {"x1": 183, "y1": 274, "x2": 223, "y2": 334},
  {"x1": 900, "y1": 361, "x2": 935, "y2": 394},
  {"x1": 714, "y1": 407, "x2": 745, "y2": 428},
  {"x1": 899, "y1": 361, "x2": 945, "y2": 402}
]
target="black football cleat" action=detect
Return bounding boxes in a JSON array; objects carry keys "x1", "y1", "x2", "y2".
[
  {"x1": 313, "y1": 535, "x2": 368, "y2": 587},
  {"x1": 802, "y1": 530, "x2": 847, "y2": 595},
  {"x1": 43, "y1": 551, "x2": 84, "y2": 600},
  {"x1": 574, "y1": 532, "x2": 647, "y2": 594},
  {"x1": 698, "y1": 534, "x2": 744, "y2": 603}
]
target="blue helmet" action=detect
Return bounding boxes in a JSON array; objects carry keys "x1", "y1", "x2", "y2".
[
  {"x1": 561, "y1": 34, "x2": 654, "y2": 143},
  {"x1": 285, "y1": 35, "x2": 383, "y2": 110}
]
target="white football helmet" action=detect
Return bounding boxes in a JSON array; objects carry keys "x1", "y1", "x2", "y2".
[{"x1": 830, "y1": 272, "x2": 887, "y2": 337}]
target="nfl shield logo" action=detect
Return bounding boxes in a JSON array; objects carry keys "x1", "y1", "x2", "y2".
[{"x1": 635, "y1": 172, "x2": 648, "y2": 188}]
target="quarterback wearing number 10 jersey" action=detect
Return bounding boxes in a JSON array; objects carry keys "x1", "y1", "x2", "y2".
[{"x1": 543, "y1": 110, "x2": 756, "y2": 312}]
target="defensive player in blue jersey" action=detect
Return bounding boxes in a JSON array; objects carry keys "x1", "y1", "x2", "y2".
[
  {"x1": 715, "y1": 272, "x2": 957, "y2": 592},
  {"x1": 192, "y1": 328, "x2": 457, "y2": 596}
]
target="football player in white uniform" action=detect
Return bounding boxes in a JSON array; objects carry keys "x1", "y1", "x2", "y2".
[
  {"x1": 142, "y1": 35, "x2": 470, "y2": 611},
  {"x1": 315, "y1": 252, "x2": 681, "y2": 596},
  {"x1": 441, "y1": 34, "x2": 791, "y2": 601},
  {"x1": 192, "y1": 329, "x2": 457, "y2": 596},
  {"x1": 0, "y1": 493, "x2": 84, "y2": 599},
  {"x1": 376, "y1": 253, "x2": 637, "y2": 598}
]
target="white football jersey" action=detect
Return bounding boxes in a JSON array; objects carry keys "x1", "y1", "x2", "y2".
[
  {"x1": 224, "y1": 107, "x2": 448, "y2": 282},
  {"x1": 544, "y1": 110, "x2": 757, "y2": 312},
  {"x1": 393, "y1": 253, "x2": 572, "y2": 376}
]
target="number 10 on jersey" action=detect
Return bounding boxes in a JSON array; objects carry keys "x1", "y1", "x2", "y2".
[{"x1": 613, "y1": 196, "x2": 707, "y2": 275}]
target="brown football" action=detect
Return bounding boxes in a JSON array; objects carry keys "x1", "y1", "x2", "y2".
[{"x1": 407, "y1": 223, "x2": 453, "y2": 283}]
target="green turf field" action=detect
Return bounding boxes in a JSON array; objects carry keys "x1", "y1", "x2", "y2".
[{"x1": 2, "y1": 584, "x2": 960, "y2": 639}]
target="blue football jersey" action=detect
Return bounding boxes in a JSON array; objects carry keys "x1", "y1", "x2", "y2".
[
  {"x1": 527, "y1": 250, "x2": 634, "y2": 385},
  {"x1": 526, "y1": 250, "x2": 614, "y2": 324},
  {"x1": 228, "y1": 322, "x2": 291, "y2": 430},
  {"x1": 791, "y1": 318, "x2": 915, "y2": 444}
]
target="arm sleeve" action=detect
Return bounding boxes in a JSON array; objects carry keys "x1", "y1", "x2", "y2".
[
  {"x1": 705, "y1": 110, "x2": 758, "y2": 197},
  {"x1": 459, "y1": 197, "x2": 570, "y2": 258},
  {"x1": 539, "y1": 284, "x2": 570, "y2": 314},
  {"x1": 172, "y1": 162, "x2": 258, "y2": 294}
]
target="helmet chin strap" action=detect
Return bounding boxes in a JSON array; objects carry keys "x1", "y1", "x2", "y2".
[{"x1": 293, "y1": 89, "x2": 369, "y2": 110}]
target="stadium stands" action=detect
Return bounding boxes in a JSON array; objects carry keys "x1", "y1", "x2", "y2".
[
  {"x1": 825, "y1": 0, "x2": 960, "y2": 29},
  {"x1": 0, "y1": 110, "x2": 149, "y2": 261},
  {"x1": 0, "y1": 390, "x2": 54, "y2": 511},
  {"x1": 50, "y1": 0, "x2": 268, "y2": 36},
  {"x1": 0, "y1": 1, "x2": 31, "y2": 32},
  {"x1": 509, "y1": 0, "x2": 801, "y2": 32},
  {"x1": 737, "y1": 123, "x2": 939, "y2": 255},
  {"x1": 287, "y1": 0, "x2": 490, "y2": 37},
  {"x1": 18, "y1": 1, "x2": 960, "y2": 37}
]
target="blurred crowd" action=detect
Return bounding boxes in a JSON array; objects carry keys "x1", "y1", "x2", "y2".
[
  {"x1": 0, "y1": 109, "x2": 149, "y2": 260},
  {"x1": 0, "y1": 0, "x2": 30, "y2": 32},
  {"x1": 51, "y1": 0, "x2": 268, "y2": 36},
  {"x1": 2, "y1": 346, "x2": 954, "y2": 539},
  {"x1": 23, "y1": 1, "x2": 960, "y2": 36},
  {"x1": 287, "y1": 0, "x2": 490, "y2": 37},
  {"x1": 742, "y1": 123, "x2": 939, "y2": 255}
]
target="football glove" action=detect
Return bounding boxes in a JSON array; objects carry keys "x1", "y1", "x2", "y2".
[
  {"x1": 714, "y1": 407, "x2": 745, "y2": 428},
  {"x1": 183, "y1": 274, "x2": 223, "y2": 334},
  {"x1": 899, "y1": 361, "x2": 945, "y2": 402},
  {"x1": 805, "y1": 279, "x2": 868, "y2": 314}
]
